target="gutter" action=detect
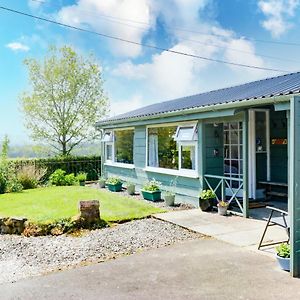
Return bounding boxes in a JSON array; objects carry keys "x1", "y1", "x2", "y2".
[{"x1": 96, "y1": 94, "x2": 293, "y2": 128}]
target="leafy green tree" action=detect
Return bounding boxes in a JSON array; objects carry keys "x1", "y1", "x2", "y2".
[{"x1": 20, "y1": 46, "x2": 109, "y2": 156}]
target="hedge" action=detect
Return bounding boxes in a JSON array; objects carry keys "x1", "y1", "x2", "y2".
[{"x1": 11, "y1": 156, "x2": 101, "y2": 181}]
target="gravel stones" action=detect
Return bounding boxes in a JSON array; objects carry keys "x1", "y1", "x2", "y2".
[{"x1": 0, "y1": 218, "x2": 202, "y2": 284}]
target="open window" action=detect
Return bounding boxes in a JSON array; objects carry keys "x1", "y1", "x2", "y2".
[{"x1": 174, "y1": 124, "x2": 198, "y2": 141}]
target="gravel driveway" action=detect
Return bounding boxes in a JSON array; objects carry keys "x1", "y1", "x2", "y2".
[{"x1": 0, "y1": 218, "x2": 202, "y2": 284}]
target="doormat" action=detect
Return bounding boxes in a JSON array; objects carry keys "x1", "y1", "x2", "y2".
[{"x1": 249, "y1": 202, "x2": 268, "y2": 209}]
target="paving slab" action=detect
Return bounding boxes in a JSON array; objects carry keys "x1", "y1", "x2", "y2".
[
  {"x1": 154, "y1": 209, "x2": 288, "y2": 253},
  {"x1": 2, "y1": 239, "x2": 300, "y2": 300}
]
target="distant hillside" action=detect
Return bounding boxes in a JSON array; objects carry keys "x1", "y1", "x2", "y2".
[{"x1": 7, "y1": 143, "x2": 101, "y2": 159}]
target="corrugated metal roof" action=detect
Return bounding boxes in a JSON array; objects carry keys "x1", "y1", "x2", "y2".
[{"x1": 99, "y1": 71, "x2": 300, "y2": 125}]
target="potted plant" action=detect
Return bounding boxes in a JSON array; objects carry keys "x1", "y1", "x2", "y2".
[
  {"x1": 199, "y1": 189, "x2": 216, "y2": 211},
  {"x1": 98, "y1": 177, "x2": 106, "y2": 188},
  {"x1": 276, "y1": 243, "x2": 290, "y2": 271},
  {"x1": 106, "y1": 177, "x2": 123, "y2": 192},
  {"x1": 141, "y1": 179, "x2": 161, "y2": 202},
  {"x1": 217, "y1": 200, "x2": 229, "y2": 216},
  {"x1": 126, "y1": 182, "x2": 135, "y2": 195},
  {"x1": 76, "y1": 172, "x2": 87, "y2": 186},
  {"x1": 164, "y1": 191, "x2": 175, "y2": 206}
]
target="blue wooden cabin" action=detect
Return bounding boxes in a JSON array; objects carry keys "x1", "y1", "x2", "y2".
[{"x1": 97, "y1": 72, "x2": 300, "y2": 277}]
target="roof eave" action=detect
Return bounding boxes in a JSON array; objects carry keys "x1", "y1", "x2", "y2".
[{"x1": 96, "y1": 94, "x2": 294, "y2": 128}]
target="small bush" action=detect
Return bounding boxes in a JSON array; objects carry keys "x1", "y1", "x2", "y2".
[
  {"x1": 142, "y1": 179, "x2": 161, "y2": 192},
  {"x1": 17, "y1": 165, "x2": 47, "y2": 189},
  {"x1": 6, "y1": 178, "x2": 23, "y2": 193},
  {"x1": 76, "y1": 172, "x2": 87, "y2": 182},
  {"x1": 106, "y1": 177, "x2": 122, "y2": 185},
  {"x1": 64, "y1": 173, "x2": 77, "y2": 186},
  {"x1": 49, "y1": 169, "x2": 67, "y2": 186},
  {"x1": 49, "y1": 169, "x2": 78, "y2": 186}
]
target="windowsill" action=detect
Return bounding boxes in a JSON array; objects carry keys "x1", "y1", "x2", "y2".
[
  {"x1": 104, "y1": 162, "x2": 135, "y2": 169},
  {"x1": 143, "y1": 167, "x2": 199, "y2": 178}
]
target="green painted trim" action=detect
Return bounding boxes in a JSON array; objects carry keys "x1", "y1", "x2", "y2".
[
  {"x1": 288, "y1": 96, "x2": 300, "y2": 277},
  {"x1": 198, "y1": 121, "x2": 205, "y2": 192},
  {"x1": 242, "y1": 111, "x2": 249, "y2": 218},
  {"x1": 274, "y1": 101, "x2": 290, "y2": 111},
  {"x1": 96, "y1": 95, "x2": 292, "y2": 128}
]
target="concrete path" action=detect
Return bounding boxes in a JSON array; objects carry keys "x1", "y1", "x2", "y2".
[
  {"x1": 2, "y1": 239, "x2": 300, "y2": 300},
  {"x1": 154, "y1": 209, "x2": 288, "y2": 255}
]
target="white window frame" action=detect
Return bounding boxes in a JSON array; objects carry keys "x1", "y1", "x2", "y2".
[
  {"x1": 145, "y1": 122, "x2": 199, "y2": 178},
  {"x1": 103, "y1": 128, "x2": 135, "y2": 169},
  {"x1": 175, "y1": 124, "x2": 198, "y2": 141},
  {"x1": 178, "y1": 141, "x2": 198, "y2": 175}
]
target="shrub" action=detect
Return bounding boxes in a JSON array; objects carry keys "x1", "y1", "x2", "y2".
[
  {"x1": 49, "y1": 169, "x2": 67, "y2": 186},
  {"x1": 276, "y1": 243, "x2": 290, "y2": 258},
  {"x1": 6, "y1": 178, "x2": 23, "y2": 193},
  {"x1": 17, "y1": 165, "x2": 47, "y2": 189},
  {"x1": 49, "y1": 169, "x2": 78, "y2": 186},
  {"x1": 106, "y1": 177, "x2": 122, "y2": 185},
  {"x1": 142, "y1": 179, "x2": 161, "y2": 192},
  {"x1": 200, "y1": 189, "x2": 216, "y2": 200},
  {"x1": 76, "y1": 172, "x2": 87, "y2": 182},
  {"x1": 64, "y1": 173, "x2": 77, "y2": 186}
]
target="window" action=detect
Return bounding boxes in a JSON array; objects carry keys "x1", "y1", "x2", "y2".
[
  {"x1": 180, "y1": 143, "x2": 196, "y2": 170},
  {"x1": 147, "y1": 123, "x2": 198, "y2": 173},
  {"x1": 114, "y1": 129, "x2": 134, "y2": 164},
  {"x1": 224, "y1": 122, "x2": 243, "y2": 188},
  {"x1": 105, "y1": 143, "x2": 113, "y2": 161},
  {"x1": 148, "y1": 126, "x2": 178, "y2": 169},
  {"x1": 103, "y1": 129, "x2": 134, "y2": 165}
]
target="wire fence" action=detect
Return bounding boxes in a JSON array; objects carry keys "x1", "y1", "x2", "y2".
[{"x1": 11, "y1": 156, "x2": 101, "y2": 181}]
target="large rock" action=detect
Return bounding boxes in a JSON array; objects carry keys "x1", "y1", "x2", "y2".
[
  {"x1": 0, "y1": 217, "x2": 27, "y2": 235},
  {"x1": 78, "y1": 200, "x2": 100, "y2": 224}
]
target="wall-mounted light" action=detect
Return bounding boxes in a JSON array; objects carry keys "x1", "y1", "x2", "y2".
[{"x1": 213, "y1": 149, "x2": 219, "y2": 157}]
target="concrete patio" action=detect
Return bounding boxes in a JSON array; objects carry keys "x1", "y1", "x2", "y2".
[{"x1": 154, "y1": 208, "x2": 288, "y2": 256}]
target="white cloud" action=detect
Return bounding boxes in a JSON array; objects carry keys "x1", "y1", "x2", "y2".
[
  {"x1": 6, "y1": 42, "x2": 30, "y2": 52},
  {"x1": 28, "y1": 0, "x2": 43, "y2": 10},
  {"x1": 54, "y1": 0, "x2": 268, "y2": 109},
  {"x1": 224, "y1": 38, "x2": 267, "y2": 77},
  {"x1": 57, "y1": 0, "x2": 153, "y2": 57},
  {"x1": 110, "y1": 94, "x2": 143, "y2": 117},
  {"x1": 258, "y1": 0, "x2": 300, "y2": 37}
]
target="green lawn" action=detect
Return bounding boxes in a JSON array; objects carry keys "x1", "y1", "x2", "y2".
[{"x1": 0, "y1": 186, "x2": 164, "y2": 223}]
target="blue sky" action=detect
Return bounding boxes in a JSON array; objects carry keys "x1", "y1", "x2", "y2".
[{"x1": 1, "y1": 0, "x2": 300, "y2": 145}]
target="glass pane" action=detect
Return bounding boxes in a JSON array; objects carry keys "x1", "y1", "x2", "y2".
[
  {"x1": 181, "y1": 145, "x2": 196, "y2": 170},
  {"x1": 231, "y1": 146, "x2": 239, "y2": 159},
  {"x1": 115, "y1": 130, "x2": 134, "y2": 164},
  {"x1": 177, "y1": 126, "x2": 195, "y2": 141},
  {"x1": 224, "y1": 131, "x2": 229, "y2": 144},
  {"x1": 224, "y1": 160, "x2": 230, "y2": 174},
  {"x1": 106, "y1": 144, "x2": 112, "y2": 161},
  {"x1": 148, "y1": 126, "x2": 178, "y2": 170},
  {"x1": 224, "y1": 146, "x2": 229, "y2": 159},
  {"x1": 231, "y1": 160, "x2": 239, "y2": 175},
  {"x1": 230, "y1": 129, "x2": 238, "y2": 144},
  {"x1": 256, "y1": 112, "x2": 266, "y2": 152}
]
